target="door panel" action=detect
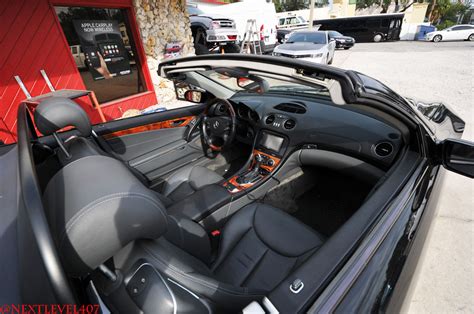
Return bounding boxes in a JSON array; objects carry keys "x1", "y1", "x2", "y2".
[
  {"x1": 133, "y1": 137, "x2": 203, "y2": 182},
  {"x1": 106, "y1": 127, "x2": 190, "y2": 161},
  {"x1": 97, "y1": 104, "x2": 207, "y2": 183}
]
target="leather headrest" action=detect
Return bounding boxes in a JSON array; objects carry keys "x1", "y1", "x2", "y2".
[{"x1": 34, "y1": 97, "x2": 92, "y2": 137}]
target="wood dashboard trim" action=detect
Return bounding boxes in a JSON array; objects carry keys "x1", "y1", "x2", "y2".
[
  {"x1": 103, "y1": 116, "x2": 195, "y2": 139},
  {"x1": 223, "y1": 149, "x2": 282, "y2": 194}
]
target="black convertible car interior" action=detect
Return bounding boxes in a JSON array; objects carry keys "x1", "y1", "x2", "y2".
[{"x1": 11, "y1": 55, "x2": 473, "y2": 313}]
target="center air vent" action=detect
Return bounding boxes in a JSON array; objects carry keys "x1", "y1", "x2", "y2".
[
  {"x1": 284, "y1": 119, "x2": 296, "y2": 130},
  {"x1": 374, "y1": 142, "x2": 394, "y2": 157},
  {"x1": 265, "y1": 115, "x2": 275, "y2": 125},
  {"x1": 274, "y1": 102, "x2": 307, "y2": 114}
]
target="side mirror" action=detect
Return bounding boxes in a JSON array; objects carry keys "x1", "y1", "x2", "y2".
[
  {"x1": 329, "y1": 38, "x2": 335, "y2": 42},
  {"x1": 184, "y1": 90, "x2": 206, "y2": 103},
  {"x1": 442, "y1": 139, "x2": 474, "y2": 178}
]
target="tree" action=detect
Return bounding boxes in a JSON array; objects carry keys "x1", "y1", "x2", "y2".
[
  {"x1": 356, "y1": 0, "x2": 421, "y2": 13},
  {"x1": 356, "y1": 0, "x2": 391, "y2": 13},
  {"x1": 274, "y1": 0, "x2": 309, "y2": 12},
  {"x1": 426, "y1": 0, "x2": 469, "y2": 26}
]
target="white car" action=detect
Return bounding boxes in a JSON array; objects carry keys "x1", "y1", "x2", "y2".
[
  {"x1": 425, "y1": 24, "x2": 474, "y2": 42},
  {"x1": 272, "y1": 30, "x2": 336, "y2": 65}
]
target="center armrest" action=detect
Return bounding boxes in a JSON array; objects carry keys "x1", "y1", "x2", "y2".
[{"x1": 166, "y1": 184, "x2": 231, "y2": 222}]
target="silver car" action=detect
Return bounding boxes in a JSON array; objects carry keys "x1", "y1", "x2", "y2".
[{"x1": 273, "y1": 30, "x2": 336, "y2": 64}]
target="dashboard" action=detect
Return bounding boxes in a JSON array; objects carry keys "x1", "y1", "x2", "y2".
[{"x1": 211, "y1": 94, "x2": 404, "y2": 169}]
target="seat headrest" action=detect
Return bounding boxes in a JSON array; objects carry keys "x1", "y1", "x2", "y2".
[
  {"x1": 42, "y1": 155, "x2": 168, "y2": 276},
  {"x1": 34, "y1": 97, "x2": 92, "y2": 137}
]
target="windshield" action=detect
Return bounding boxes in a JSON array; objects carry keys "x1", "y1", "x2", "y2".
[
  {"x1": 199, "y1": 70, "x2": 330, "y2": 97},
  {"x1": 287, "y1": 32, "x2": 327, "y2": 44},
  {"x1": 329, "y1": 31, "x2": 343, "y2": 37},
  {"x1": 187, "y1": 5, "x2": 204, "y2": 16}
]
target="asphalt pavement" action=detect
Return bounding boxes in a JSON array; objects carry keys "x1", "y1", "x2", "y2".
[{"x1": 332, "y1": 40, "x2": 473, "y2": 313}]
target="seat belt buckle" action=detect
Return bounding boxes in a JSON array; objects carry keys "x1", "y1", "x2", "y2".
[{"x1": 211, "y1": 230, "x2": 221, "y2": 237}]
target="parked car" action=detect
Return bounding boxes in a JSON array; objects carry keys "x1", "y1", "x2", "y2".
[
  {"x1": 187, "y1": 3, "x2": 240, "y2": 54},
  {"x1": 277, "y1": 13, "x2": 309, "y2": 43},
  {"x1": 425, "y1": 24, "x2": 474, "y2": 42},
  {"x1": 3, "y1": 54, "x2": 473, "y2": 313},
  {"x1": 273, "y1": 30, "x2": 336, "y2": 64},
  {"x1": 328, "y1": 30, "x2": 355, "y2": 49},
  {"x1": 202, "y1": 0, "x2": 279, "y2": 54}
]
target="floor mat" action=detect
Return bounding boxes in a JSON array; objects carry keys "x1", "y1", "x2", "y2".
[{"x1": 292, "y1": 169, "x2": 372, "y2": 237}]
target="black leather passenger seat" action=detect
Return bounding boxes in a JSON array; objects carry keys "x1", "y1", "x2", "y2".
[{"x1": 113, "y1": 203, "x2": 326, "y2": 311}]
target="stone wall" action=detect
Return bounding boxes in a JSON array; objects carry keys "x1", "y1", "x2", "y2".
[{"x1": 133, "y1": 0, "x2": 195, "y2": 107}]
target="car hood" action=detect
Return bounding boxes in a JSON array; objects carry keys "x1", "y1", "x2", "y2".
[
  {"x1": 276, "y1": 43, "x2": 326, "y2": 52},
  {"x1": 197, "y1": 13, "x2": 230, "y2": 20},
  {"x1": 334, "y1": 36, "x2": 354, "y2": 41}
]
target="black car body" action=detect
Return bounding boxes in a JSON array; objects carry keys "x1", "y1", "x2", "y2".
[
  {"x1": 1, "y1": 55, "x2": 473, "y2": 313},
  {"x1": 328, "y1": 30, "x2": 355, "y2": 49}
]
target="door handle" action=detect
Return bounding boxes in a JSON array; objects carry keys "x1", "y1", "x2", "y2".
[{"x1": 170, "y1": 119, "x2": 186, "y2": 126}]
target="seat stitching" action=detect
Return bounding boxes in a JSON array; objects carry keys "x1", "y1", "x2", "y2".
[
  {"x1": 141, "y1": 242, "x2": 264, "y2": 297},
  {"x1": 240, "y1": 248, "x2": 269, "y2": 287},
  {"x1": 59, "y1": 192, "x2": 167, "y2": 249},
  {"x1": 211, "y1": 226, "x2": 253, "y2": 272}
]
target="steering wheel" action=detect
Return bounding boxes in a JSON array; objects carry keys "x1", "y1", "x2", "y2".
[{"x1": 201, "y1": 98, "x2": 236, "y2": 153}]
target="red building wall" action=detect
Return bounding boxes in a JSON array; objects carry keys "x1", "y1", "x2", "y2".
[{"x1": 0, "y1": 0, "x2": 157, "y2": 144}]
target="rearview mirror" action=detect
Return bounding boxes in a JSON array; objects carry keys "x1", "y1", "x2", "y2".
[
  {"x1": 236, "y1": 77, "x2": 254, "y2": 88},
  {"x1": 442, "y1": 139, "x2": 474, "y2": 178},
  {"x1": 235, "y1": 76, "x2": 269, "y2": 94}
]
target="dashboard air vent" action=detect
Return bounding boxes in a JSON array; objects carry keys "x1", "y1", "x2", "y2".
[
  {"x1": 274, "y1": 102, "x2": 307, "y2": 114},
  {"x1": 374, "y1": 142, "x2": 393, "y2": 157},
  {"x1": 283, "y1": 119, "x2": 296, "y2": 130},
  {"x1": 265, "y1": 115, "x2": 275, "y2": 125}
]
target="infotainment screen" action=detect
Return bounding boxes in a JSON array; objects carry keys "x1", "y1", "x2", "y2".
[{"x1": 261, "y1": 133, "x2": 284, "y2": 152}]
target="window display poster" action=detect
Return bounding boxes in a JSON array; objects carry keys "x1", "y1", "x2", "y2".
[{"x1": 73, "y1": 20, "x2": 131, "y2": 81}]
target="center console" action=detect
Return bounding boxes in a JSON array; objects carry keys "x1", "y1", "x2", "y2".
[{"x1": 224, "y1": 131, "x2": 286, "y2": 194}]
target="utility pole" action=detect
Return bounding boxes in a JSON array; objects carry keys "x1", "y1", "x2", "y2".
[{"x1": 308, "y1": 0, "x2": 315, "y2": 29}]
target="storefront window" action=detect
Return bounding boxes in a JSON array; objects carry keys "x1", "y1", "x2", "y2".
[{"x1": 55, "y1": 6, "x2": 145, "y2": 103}]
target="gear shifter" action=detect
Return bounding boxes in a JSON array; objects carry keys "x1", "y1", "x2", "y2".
[{"x1": 236, "y1": 154, "x2": 263, "y2": 185}]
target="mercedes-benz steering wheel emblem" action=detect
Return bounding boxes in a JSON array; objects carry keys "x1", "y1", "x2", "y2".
[{"x1": 213, "y1": 120, "x2": 220, "y2": 129}]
